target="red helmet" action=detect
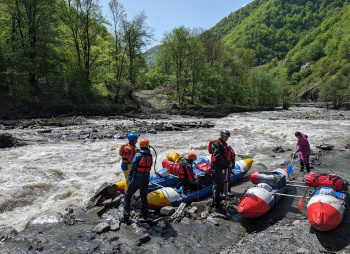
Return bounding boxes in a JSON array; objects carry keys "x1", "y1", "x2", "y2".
[
  {"x1": 139, "y1": 138, "x2": 149, "y2": 148},
  {"x1": 188, "y1": 152, "x2": 197, "y2": 161}
]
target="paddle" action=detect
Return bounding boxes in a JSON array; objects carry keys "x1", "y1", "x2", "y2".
[
  {"x1": 298, "y1": 186, "x2": 310, "y2": 211},
  {"x1": 223, "y1": 168, "x2": 229, "y2": 198},
  {"x1": 287, "y1": 145, "x2": 297, "y2": 175}
]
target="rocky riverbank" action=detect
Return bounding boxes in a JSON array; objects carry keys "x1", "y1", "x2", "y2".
[{"x1": 0, "y1": 115, "x2": 215, "y2": 148}]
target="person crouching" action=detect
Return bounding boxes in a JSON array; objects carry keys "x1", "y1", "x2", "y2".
[
  {"x1": 122, "y1": 138, "x2": 153, "y2": 224},
  {"x1": 176, "y1": 152, "x2": 200, "y2": 192}
]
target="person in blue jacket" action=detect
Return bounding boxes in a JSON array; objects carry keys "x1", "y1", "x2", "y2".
[{"x1": 122, "y1": 138, "x2": 153, "y2": 224}]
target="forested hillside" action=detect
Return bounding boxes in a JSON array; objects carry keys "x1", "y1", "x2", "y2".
[
  {"x1": 209, "y1": 0, "x2": 350, "y2": 108},
  {"x1": 1, "y1": 0, "x2": 350, "y2": 116},
  {"x1": 212, "y1": 0, "x2": 349, "y2": 65},
  {"x1": 0, "y1": 0, "x2": 152, "y2": 109}
]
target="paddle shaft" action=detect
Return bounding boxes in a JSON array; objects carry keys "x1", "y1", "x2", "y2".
[
  {"x1": 273, "y1": 193, "x2": 310, "y2": 199},
  {"x1": 286, "y1": 184, "x2": 309, "y2": 188}
]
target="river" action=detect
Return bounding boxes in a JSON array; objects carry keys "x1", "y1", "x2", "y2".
[{"x1": 1, "y1": 107, "x2": 350, "y2": 253}]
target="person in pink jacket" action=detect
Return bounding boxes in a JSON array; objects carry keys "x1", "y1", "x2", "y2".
[{"x1": 293, "y1": 131, "x2": 311, "y2": 172}]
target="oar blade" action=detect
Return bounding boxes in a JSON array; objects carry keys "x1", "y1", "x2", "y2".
[{"x1": 298, "y1": 198, "x2": 304, "y2": 211}]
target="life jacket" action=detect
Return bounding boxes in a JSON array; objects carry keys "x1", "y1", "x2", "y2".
[
  {"x1": 251, "y1": 171, "x2": 286, "y2": 189},
  {"x1": 162, "y1": 159, "x2": 181, "y2": 175},
  {"x1": 208, "y1": 140, "x2": 235, "y2": 163},
  {"x1": 305, "y1": 172, "x2": 349, "y2": 191},
  {"x1": 136, "y1": 153, "x2": 153, "y2": 173},
  {"x1": 177, "y1": 159, "x2": 195, "y2": 181},
  {"x1": 119, "y1": 143, "x2": 138, "y2": 164}
]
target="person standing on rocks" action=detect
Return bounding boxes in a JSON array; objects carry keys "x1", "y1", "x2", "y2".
[
  {"x1": 208, "y1": 130, "x2": 235, "y2": 213},
  {"x1": 119, "y1": 133, "x2": 139, "y2": 179},
  {"x1": 122, "y1": 138, "x2": 153, "y2": 224},
  {"x1": 293, "y1": 131, "x2": 311, "y2": 173},
  {"x1": 175, "y1": 152, "x2": 200, "y2": 192}
]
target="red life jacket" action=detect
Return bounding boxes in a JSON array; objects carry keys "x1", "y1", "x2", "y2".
[
  {"x1": 305, "y1": 172, "x2": 349, "y2": 191},
  {"x1": 177, "y1": 159, "x2": 195, "y2": 181},
  {"x1": 208, "y1": 140, "x2": 235, "y2": 163},
  {"x1": 162, "y1": 159, "x2": 181, "y2": 175},
  {"x1": 119, "y1": 143, "x2": 138, "y2": 164},
  {"x1": 136, "y1": 154, "x2": 153, "y2": 173}
]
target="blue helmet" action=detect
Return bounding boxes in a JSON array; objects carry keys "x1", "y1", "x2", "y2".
[{"x1": 127, "y1": 133, "x2": 138, "y2": 140}]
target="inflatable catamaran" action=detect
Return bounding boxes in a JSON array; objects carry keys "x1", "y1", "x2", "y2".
[
  {"x1": 306, "y1": 186, "x2": 347, "y2": 231},
  {"x1": 304, "y1": 172, "x2": 349, "y2": 231},
  {"x1": 238, "y1": 167, "x2": 292, "y2": 218}
]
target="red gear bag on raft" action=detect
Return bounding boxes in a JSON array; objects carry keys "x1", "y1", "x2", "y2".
[{"x1": 305, "y1": 172, "x2": 349, "y2": 191}]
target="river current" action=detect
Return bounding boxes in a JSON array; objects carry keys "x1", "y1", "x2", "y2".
[{"x1": 1, "y1": 107, "x2": 350, "y2": 252}]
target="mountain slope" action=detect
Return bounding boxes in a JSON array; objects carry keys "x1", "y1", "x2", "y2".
[{"x1": 211, "y1": 0, "x2": 350, "y2": 65}]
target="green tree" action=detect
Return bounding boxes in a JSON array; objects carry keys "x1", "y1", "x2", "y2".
[
  {"x1": 59, "y1": 0, "x2": 105, "y2": 100},
  {"x1": 319, "y1": 75, "x2": 349, "y2": 109},
  {"x1": 2, "y1": 0, "x2": 59, "y2": 100},
  {"x1": 122, "y1": 11, "x2": 153, "y2": 94},
  {"x1": 108, "y1": 0, "x2": 127, "y2": 102}
]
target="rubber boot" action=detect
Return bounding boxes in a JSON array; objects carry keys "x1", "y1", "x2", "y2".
[
  {"x1": 121, "y1": 215, "x2": 131, "y2": 225},
  {"x1": 305, "y1": 163, "x2": 310, "y2": 173}
]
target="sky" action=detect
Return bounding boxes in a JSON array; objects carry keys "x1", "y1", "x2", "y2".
[{"x1": 99, "y1": 0, "x2": 254, "y2": 50}]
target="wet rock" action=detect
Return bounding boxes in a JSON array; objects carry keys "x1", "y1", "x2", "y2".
[
  {"x1": 153, "y1": 226, "x2": 164, "y2": 234},
  {"x1": 292, "y1": 220, "x2": 300, "y2": 226},
  {"x1": 345, "y1": 144, "x2": 350, "y2": 149},
  {"x1": 27, "y1": 212, "x2": 64, "y2": 227},
  {"x1": 110, "y1": 220, "x2": 120, "y2": 231},
  {"x1": 101, "y1": 198, "x2": 112, "y2": 206},
  {"x1": 187, "y1": 206, "x2": 198, "y2": 214},
  {"x1": 138, "y1": 223, "x2": 151, "y2": 230},
  {"x1": 210, "y1": 212, "x2": 227, "y2": 220},
  {"x1": 88, "y1": 243, "x2": 100, "y2": 253},
  {"x1": 109, "y1": 234, "x2": 119, "y2": 242},
  {"x1": 272, "y1": 146, "x2": 285, "y2": 153},
  {"x1": 29, "y1": 239, "x2": 44, "y2": 251},
  {"x1": 137, "y1": 234, "x2": 151, "y2": 246},
  {"x1": 0, "y1": 227, "x2": 18, "y2": 242},
  {"x1": 148, "y1": 129, "x2": 157, "y2": 134},
  {"x1": 157, "y1": 220, "x2": 168, "y2": 229},
  {"x1": 132, "y1": 224, "x2": 151, "y2": 246},
  {"x1": 191, "y1": 201, "x2": 209, "y2": 213},
  {"x1": 37, "y1": 129, "x2": 52, "y2": 134},
  {"x1": 0, "y1": 133, "x2": 18, "y2": 148},
  {"x1": 180, "y1": 217, "x2": 191, "y2": 225},
  {"x1": 160, "y1": 206, "x2": 176, "y2": 216},
  {"x1": 316, "y1": 143, "x2": 334, "y2": 150},
  {"x1": 207, "y1": 216, "x2": 219, "y2": 226},
  {"x1": 93, "y1": 222, "x2": 110, "y2": 234},
  {"x1": 111, "y1": 196, "x2": 123, "y2": 207},
  {"x1": 297, "y1": 247, "x2": 311, "y2": 254}
]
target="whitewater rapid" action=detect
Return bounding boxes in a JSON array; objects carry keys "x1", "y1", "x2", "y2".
[{"x1": 1, "y1": 107, "x2": 350, "y2": 231}]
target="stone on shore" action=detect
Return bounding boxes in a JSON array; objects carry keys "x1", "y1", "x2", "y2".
[
  {"x1": 93, "y1": 222, "x2": 110, "y2": 234},
  {"x1": 160, "y1": 206, "x2": 176, "y2": 216},
  {"x1": 0, "y1": 227, "x2": 18, "y2": 242},
  {"x1": 297, "y1": 247, "x2": 311, "y2": 254}
]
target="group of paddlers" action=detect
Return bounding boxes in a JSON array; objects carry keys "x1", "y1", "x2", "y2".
[
  {"x1": 118, "y1": 129, "x2": 311, "y2": 223},
  {"x1": 118, "y1": 130, "x2": 236, "y2": 223}
]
